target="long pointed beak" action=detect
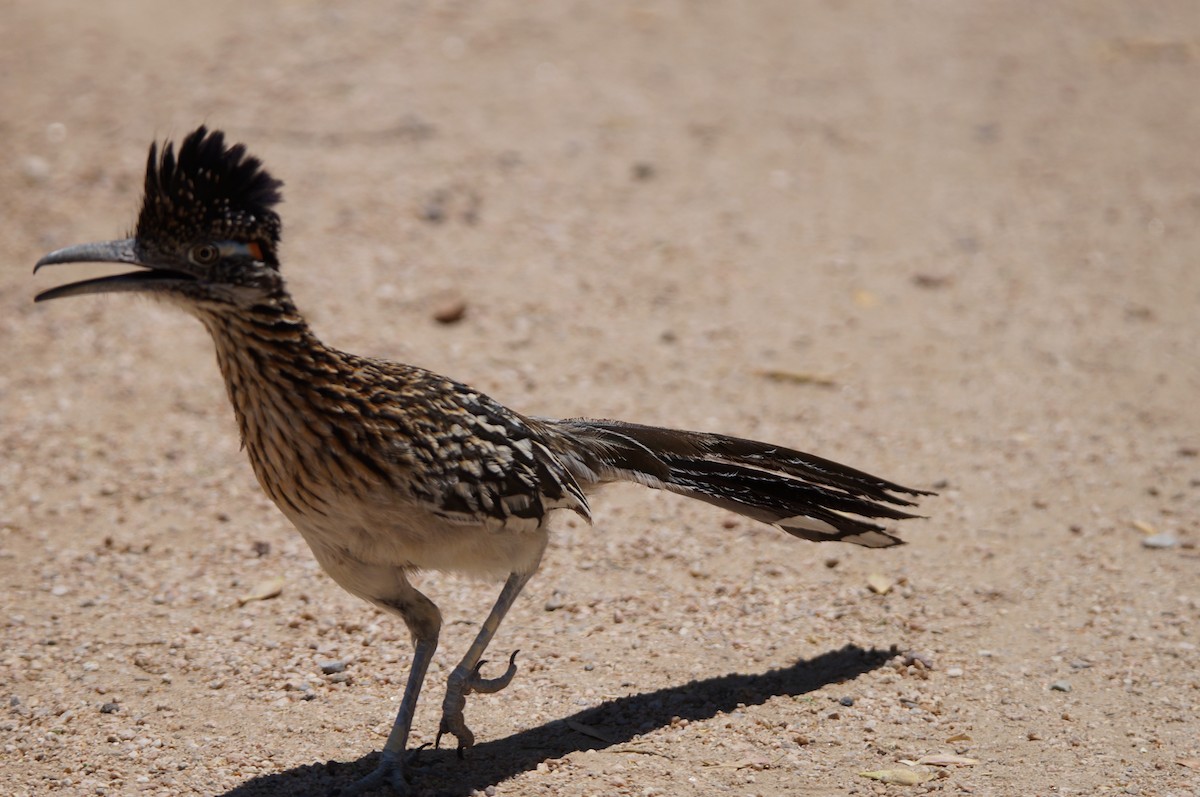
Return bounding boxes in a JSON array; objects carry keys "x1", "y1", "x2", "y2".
[
  {"x1": 35, "y1": 239, "x2": 141, "y2": 270},
  {"x1": 33, "y1": 239, "x2": 189, "y2": 302}
]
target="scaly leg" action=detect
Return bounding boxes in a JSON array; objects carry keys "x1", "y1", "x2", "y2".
[
  {"x1": 338, "y1": 583, "x2": 441, "y2": 796},
  {"x1": 436, "y1": 570, "x2": 533, "y2": 754}
]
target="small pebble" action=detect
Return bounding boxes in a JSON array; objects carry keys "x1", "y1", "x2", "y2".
[
  {"x1": 631, "y1": 162, "x2": 656, "y2": 181},
  {"x1": 329, "y1": 672, "x2": 351, "y2": 684},
  {"x1": 318, "y1": 659, "x2": 346, "y2": 674},
  {"x1": 20, "y1": 155, "x2": 51, "y2": 183},
  {"x1": 903, "y1": 651, "x2": 935, "y2": 669},
  {"x1": 432, "y1": 299, "x2": 467, "y2": 324},
  {"x1": 946, "y1": 667, "x2": 964, "y2": 678},
  {"x1": 1050, "y1": 680, "x2": 1072, "y2": 693},
  {"x1": 838, "y1": 696, "x2": 855, "y2": 707},
  {"x1": 866, "y1": 573, "x2": 892, "y2": 594},
  {"x1": 1141, "y1": 533, "x2": 1179, "y2": 549},
  {"x1": 99, "y1": 702, "x2": 120, "y2": 714}
]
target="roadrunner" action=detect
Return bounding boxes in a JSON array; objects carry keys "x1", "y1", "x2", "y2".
[{"x1": 34, "y1": 127, "x2": 931, "y2": 794}]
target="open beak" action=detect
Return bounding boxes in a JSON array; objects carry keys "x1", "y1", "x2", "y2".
[{"x1": 33, "y1": 239, "x2": 193, "y2": 302}]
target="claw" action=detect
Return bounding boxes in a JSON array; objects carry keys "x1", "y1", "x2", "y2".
[
  {"x1": 436, "y1": 651, "x2": 521, "y2": 756},
  {"x1": 405, "y1": 742, "x2": 430, "y2": 768},
  {"x1": 469, "y1": 650, "x2": 520, "y2": 694},
  {"x1": 333, "y1": 750, "x2": 409, "y2": 796},
  {"x1": 433, "y1": 721, "x2": 452, "y2": 752},
  {"x1": 435, "y1": 698, "x2": 476, "y2": 757}
]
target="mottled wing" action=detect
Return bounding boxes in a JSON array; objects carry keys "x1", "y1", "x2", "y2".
[{"x1": 381, "y1": 376, "x2": 591, "y2": 531}]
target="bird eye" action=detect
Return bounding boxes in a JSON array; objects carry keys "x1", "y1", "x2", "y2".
[{"x1": 189, "y1": 244, "x2": 220, "y2": 265}]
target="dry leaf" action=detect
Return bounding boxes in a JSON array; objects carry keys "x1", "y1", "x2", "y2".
[
  {"x1": 912, "y1": 273, "x2": 953, "y2": 289},
  {"x1": 755, "y1": 368, "x2": 837, "y2": 388},
  {"x1": 1103, "y1": 38, "x2": 1195, "y2": 64},
  {"x1": 610, "y1": 746, "x2": 673, "y2": 759},
  {"x1": 566, "y1": 719, "x2": 615, "y2": 744},
  {"x1": 866, "y1": 573, "x2": 893, "y2": 595},
  {"x1": 944, "y1": 733, "x2": 972, "y2": 743},
  {"x1": 702, "y1": 754, "x2": 782, "y2": 770},
  {"x1": 1177, "y1": 758, "x2": 1200, "y2": 770},
  {"x1": 237, "y1": 575, "x2": 284, "y2": 606},
  {"x1": 1132, "y1": 520, "x2": 1157, "y2": 535},
  {"x1": 917, "y1": 753, "x2": 979, "y2": 766},
  {"x1": 859, "y1": 768, "x2": 928, "y2": 785}
]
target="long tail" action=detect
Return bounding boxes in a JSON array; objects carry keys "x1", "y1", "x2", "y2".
[{"x1": 550, "y1": 418, "x2": 933, "y2": 548}]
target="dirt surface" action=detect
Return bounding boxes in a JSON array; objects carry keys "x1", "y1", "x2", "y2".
[{"x1": 3, "y1": 3, "x2": 1199, "y2": 796}]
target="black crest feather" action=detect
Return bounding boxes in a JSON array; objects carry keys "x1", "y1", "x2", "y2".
[{"x1": 137, "y1": 126, "x2": 284, "y2": 265}]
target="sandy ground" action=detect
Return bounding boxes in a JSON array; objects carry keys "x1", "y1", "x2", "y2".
[{"x1": 3, "y1": 2, "x2": 1199, "y2": 796}]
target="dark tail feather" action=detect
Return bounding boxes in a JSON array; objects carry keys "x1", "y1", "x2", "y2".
[{"x1": 555, "y1": 418, "x2": 933, "y2": 549}]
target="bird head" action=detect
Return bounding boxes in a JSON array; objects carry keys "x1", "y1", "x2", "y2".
[{"x1": 34, "y1": 126, "x2": 286, "y2": 313}]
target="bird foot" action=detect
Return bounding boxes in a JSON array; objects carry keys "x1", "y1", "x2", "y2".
[
  {"x1": 332, "y1": 750, "x2": 410, "y2": 796},
  {"x1": 435, "y1": 650, "x2": 520, "y2": 756}
]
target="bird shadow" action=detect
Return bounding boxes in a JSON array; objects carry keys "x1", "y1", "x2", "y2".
[{"x1": 219, "y1": 643, "x2": 894, "y2": 797}]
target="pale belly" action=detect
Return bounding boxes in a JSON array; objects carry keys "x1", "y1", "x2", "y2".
[{"x1": 279, "y1": 495, "x2": 550, "y2": 586}]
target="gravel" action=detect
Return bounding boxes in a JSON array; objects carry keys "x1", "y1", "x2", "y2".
[{"x1": 4, "y1": 5, "x2": 1198, "y2": 797}]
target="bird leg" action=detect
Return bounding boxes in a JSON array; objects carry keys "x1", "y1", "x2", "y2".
[
  {"x1": 436, "y1": 571, "x2": 533, "y2": 754},
  {"x1": 338, "y1": 585, "x2": 441, "y2": 796}
]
